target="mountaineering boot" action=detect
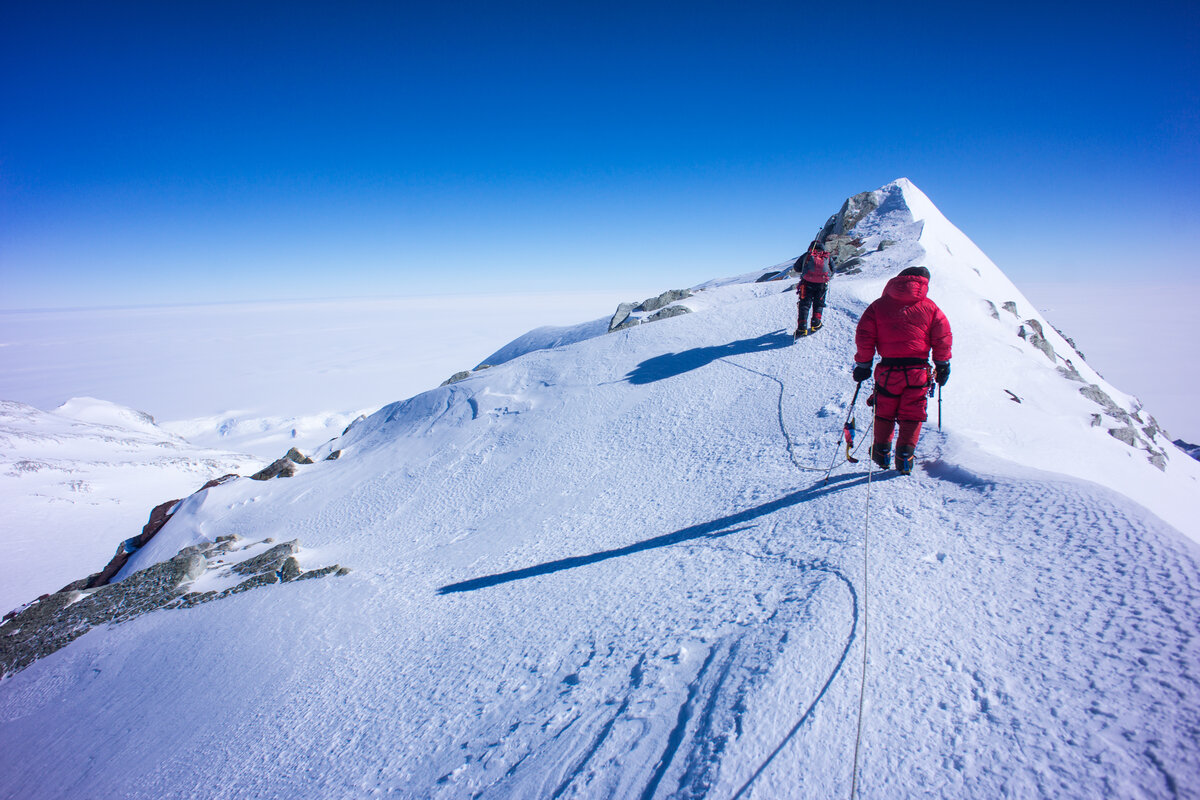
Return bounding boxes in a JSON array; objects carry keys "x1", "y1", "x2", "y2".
[
  {"x1": 869, "y1": 443, "x2": 891, "y2": 470},
  {"x1": 896, "y1": 444, "x2": 916, "y2": 475},
  {"x1": 809, "y1": 313, "x2": 823, "y2": 332},
  {"x1": 793, "y1": 327, "x2": 808, "y2": 340}
]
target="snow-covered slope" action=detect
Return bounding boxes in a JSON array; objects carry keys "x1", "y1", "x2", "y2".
[
  {"x1": 2, "y1": 180, "x2": 1198, "y2": 799},
  {"x1": 0, "y1": 398, "x2": 262, "y2": 612}
]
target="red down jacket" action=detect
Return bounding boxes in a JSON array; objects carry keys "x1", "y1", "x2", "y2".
[{"x1": 854, "y1": 273, "x2": 952, "y2": 364}]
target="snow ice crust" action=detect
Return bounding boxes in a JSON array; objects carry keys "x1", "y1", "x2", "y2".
[{"x1": 2, "y1": 180, "x2": 1198, "y2": 799}]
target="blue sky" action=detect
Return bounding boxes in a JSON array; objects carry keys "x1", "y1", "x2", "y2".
[{"x1": 2, "y1": 0, "x2": 1198, "y2": 309}]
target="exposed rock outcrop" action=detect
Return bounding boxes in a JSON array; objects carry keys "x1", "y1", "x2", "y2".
[
  {"x1": 1080, "y1": 385, "x2": 1170, "y2": 470},
  {"x1": 1, "y1": 535, "x2": 349, "y2": 679},
  {"x1": 251, "y1": 459, "x2": 298, "y2": 480},
  {"x1": 441, "y1": 364, "x2": 494, "y2": 386},
  {"x1": 251, "y1": 447, "x2": 315, "y2": 481},
  {"x1": 1080, "y1": 384, "x2": 1129, "y2": 423},
  {"x1": 1018, "y1": 324, "x2": 1056, "y2": 362},
  {"x1": 1108, "y1": 426, "x2": 1141, "y2": 447},
  {"x1": 608, "y1": 301, "x2": 637, "y2": 332},
  {"x1": 56, "y1": 498, "x2": 181, "y2": 594},
  {"x1": 285, "y1": 447, "x2": 314, "y2": 465},
  {"x1": 817, "y1": 190, "x2": 881, "y2": 240},
  {"x1": 646, "y1": 305, "x2": 691, "y2": 323},
  {"x1": 1057, "y1": 360, "x2": 1085, "y2": 382},
  {"x1": 636, "y1": 289, "x2": 692, "y2": 313},
  {"x1": 606, "y1": 289, "x2": 694, "y2": 333},
  {"x1": 819, "y1": 235, "x2": 867, "y2": 273},
  {"x1": 200, "y1": 473, "x2": 241, "y2": 492},
  {"x1": 1050, "y1": 324, "x2": 1087, "y2": 362}
]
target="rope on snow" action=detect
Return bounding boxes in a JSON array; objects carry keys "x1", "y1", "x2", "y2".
[{"x1": 849, "y1": 415, "x2": 875, "y2": 799}]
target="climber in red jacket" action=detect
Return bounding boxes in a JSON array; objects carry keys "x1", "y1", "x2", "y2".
[
  {"x1": 852, "y1": 266, "x2": 952, "y2": 475},
  {"x1": 793, "y1": 240, "x2": 833, "y2": 338}
]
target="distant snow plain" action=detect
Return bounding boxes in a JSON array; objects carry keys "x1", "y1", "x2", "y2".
[
  {"x1": 0, "y1": 291, "x2": 639, "y2": 459},
  {"x1": 1, "y1": 282, "x2": 1195, "y2": 456}
]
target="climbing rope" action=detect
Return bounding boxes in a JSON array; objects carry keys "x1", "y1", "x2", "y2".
[
  {"x1": 720, "y1": 359, "x2": 869, "y2": 475},
  {"x1": 848, "y1": 415, "x2": 875, "y2": 799},
  {"x1": 721, "y1": 355, "x2": 877, "y2": 797}
]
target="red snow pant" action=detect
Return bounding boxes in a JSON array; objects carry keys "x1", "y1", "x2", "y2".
[{"x1": 871, "y1": 363, "x2": 932, "y2": 449}]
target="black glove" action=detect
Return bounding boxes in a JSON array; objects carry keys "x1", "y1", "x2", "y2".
[
  {"x1": 935, "y1": 362, "x2": 950, "y2": 386},
  {"x1": 852, "y1": 364, "x2": 872, "y2": 383}
]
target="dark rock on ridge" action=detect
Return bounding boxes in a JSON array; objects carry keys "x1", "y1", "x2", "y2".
[
  {"x1": 250, "y1": 448, "x2": 313, "y2": 481},
  {"x1": 646, "y1": 305, "x2": 692, "y2": 323},
  {"x1": 0, "y1": 535, "x2": 349, "y2": 679},
  {"x1": 251, "y1": 459, "x2": 298, "y2": 480},
  {"x1": 635, "y1": 289, "x2": 692, "y2": 313},
  {"x1": 56, "y1": 497, "x2": 182, "y2": 594},
  {"x1": 606, "y1": 289, "x2": 694, "y2": 333},
  {"x1": 285, "y1": 448, "x2": 314, "y2": 465},
  {"x1": 608, "y1": 302, "x2": 637, "y2": 331},
  {"x1": 441, "y1": 371, "x2": 473, "y2": 386}
]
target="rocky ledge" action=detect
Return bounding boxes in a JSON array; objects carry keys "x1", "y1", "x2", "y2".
[{"x1": 0, "y1": 534, "x2": 349, "y2": 679}]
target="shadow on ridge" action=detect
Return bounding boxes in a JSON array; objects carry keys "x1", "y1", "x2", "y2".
[
  {"x1": 624, "y1": 331, "x2": 792, "y2": 385},
  {"x1": 438, "y1": 470, "x2": 899, "y2": 595}
]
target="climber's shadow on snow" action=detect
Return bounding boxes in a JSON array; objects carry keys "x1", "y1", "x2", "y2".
[
  {"x1": 624, "y1": 331, "x2": 792, "y2": 385},
  {"x1": 438, "y1": 470, "x2": 899, "y2": 595}
]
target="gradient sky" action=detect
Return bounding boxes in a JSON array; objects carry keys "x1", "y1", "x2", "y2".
[{"x1": 2, "y1": 0, "x2": 1198, "y2": 309}]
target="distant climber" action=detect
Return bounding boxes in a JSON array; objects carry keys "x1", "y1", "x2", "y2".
[
  {"x1": 851, "y1": 266, "x2": 952, "y2": 475},
  {"x1": 793, "y1": 240, "x2": 833, "y2": 339}
]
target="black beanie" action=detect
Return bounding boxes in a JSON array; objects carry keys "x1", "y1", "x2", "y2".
[{"x1": 898, "y1": 266, "x2": 930, "y2": 279}]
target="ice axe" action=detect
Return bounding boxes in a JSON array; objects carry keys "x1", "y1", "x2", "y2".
[
  {"x1": 843, "y1": 416, "x2": 859, "y2": 464},
  {"x1": 843, "y1": 381, "x2": 862, "y2": 465},
  {"x1": 825, "y1": 381, "x2": 863, "y2": 484}
]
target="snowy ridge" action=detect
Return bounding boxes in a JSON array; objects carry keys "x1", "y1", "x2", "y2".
[{"x1": 1, "y1": 180, "x2": 1198, "y2": 798}]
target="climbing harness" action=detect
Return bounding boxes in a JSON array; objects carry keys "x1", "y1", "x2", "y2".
[{"x1": 873, "y1": 358, "x2": 934, "y2": 401}]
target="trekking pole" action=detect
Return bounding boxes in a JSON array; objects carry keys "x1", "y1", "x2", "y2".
[{"x1": 937, "y1": 383, "x2": 943, "y2": 431}]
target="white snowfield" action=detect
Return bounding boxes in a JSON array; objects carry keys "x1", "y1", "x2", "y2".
[{"x1": 2, "y1": 180, "x2": 1198, "y2": 799}]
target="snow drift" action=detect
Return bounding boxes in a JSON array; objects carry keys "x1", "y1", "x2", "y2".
[{"x1": 1, "y1": 180, "x2": 1198, "y2": 799}]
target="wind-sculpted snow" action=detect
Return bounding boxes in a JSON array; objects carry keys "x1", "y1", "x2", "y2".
[
  {"x1": 480, "y1": 318, "x2": 612, "y2": 368},
  {"x1": 2, "y1": 180, "x2": 1199, "y2": 799}
]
